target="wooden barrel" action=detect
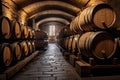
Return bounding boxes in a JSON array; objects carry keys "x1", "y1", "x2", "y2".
[
  {"x1": 79, "y1": 3, "x2": 116, "y2": 31},
  {"x1": 11, "y1": 42, "x2": 22, "y2": 62},
  {"x1": 28, "y1": 27, "x2": 34, "y2": 39},
  {"x1": 70, "y1": 16, "x2": 83, "y2": 33},
  {"x1": 78, "y1": 31, "x2": 117, "y2": 60},
  {"x1": 71, "y1": 35, "x2": 80, "y2": 53},
  {"x1": 65, "y1": 37, "x2": 69, "y2": 50},
  {"x1": 61, "y1": 26, "x2": 73, "y2": 38},
  {"x1": 21, "y1": 26, "x2": 28, "y2": 39},
  {"x1": 32, "y1": 29, "x2": 35, "y2": 39},
  {"x1": 58, "y1": 29, "x2": 63, "y2": 39},
  {"x1": 0, "y1": 16, "x2": 11, "y2": 39},
  {"x1": 0, "y1": 43, "x2": 13, "y2": 67},
  {"x1": 31, "y1": 41, "x2": 35, "y2": 52},
  {"x1": 26, "y1": 41, "x2": 33, "y2": 54},
  {"x1": 35, "y1": 30, "x2": 47, "y2": 40},
  {"x1": 20, "y1": 41, "x2": 29, "y2": 57},
  {"x1": 79, "y1": 7, "x2": 93, "y2": 31},
  {"x1": 68, "y1": 36, "x2": 74, "y2": 52},
  {"x1": 11, "y1": 21, "x2": 21, "y2": 39}
]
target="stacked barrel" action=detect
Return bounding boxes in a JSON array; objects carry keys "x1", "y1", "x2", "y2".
[
  {"x1": 58, "y1": 3, "x2": 119, "y2": 64},
  {"x1": 0, "y1": 16, "x2": 35, "y2": 73},
  {"x1": 57, "y1": 26, "x2": 70, "y2": 48},
  {"x1": 70, "y1": 3, "x2": 116, "y2": 32},
  {"x1": 34, "y1": 29, "x2": 48, "y2": 50}
]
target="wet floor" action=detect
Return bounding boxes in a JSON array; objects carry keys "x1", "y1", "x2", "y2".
[{"x1": 11, "y1": 43, "x2": 81, "y2": 80}]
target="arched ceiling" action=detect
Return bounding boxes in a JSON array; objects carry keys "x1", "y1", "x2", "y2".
[
  {"x1": 30, "y1": 10, "x2": 75, "y2": 22},
  {"x1": 12, "y1": 0, "x2": 89, "y2": 10},
  {"x1": 11, "y1": 0, "x2": 92, "y2": 27},
  {"x1": 20, "y1": 1, "x2": 80, "y2": 16},
  {"x1": 36, "y1": 17, "x2": 70, "y2": 27}
]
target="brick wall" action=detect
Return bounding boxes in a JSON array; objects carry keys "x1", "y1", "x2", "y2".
[
  {"x1": 2, "y1": 0, "x2": 17, "y2": 20},
  {"x1": 1, "y1": 0, "x2": 28, "y2": 25}
]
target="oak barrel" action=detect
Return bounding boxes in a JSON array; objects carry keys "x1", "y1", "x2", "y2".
[
  {"x1": 35, "y1": 30, "x2": 48, "y2": 40},
  {"x1": 79, "y1": 3, "x2": 116, "y2": 31},
  {"x1": 31, "y1": 41, "x2": 35, "y2": 52},
  {"x1": 71, "y1": 35, "x2": 80, "y2": 53},
  {"x1": 0, "y1": 16, "x2": 11, "y2": 39},
  {"x1": 0, "y1": 43, "x2": 13, "y2": 67},
  {"x1": 28, "y1": 27, "x2": 34, "y2": 39},
  {"x1": 68, "y1": 36, "x2": 74, "y2": 52},
  {"x1": 20, "y1": 41, "x2": 29, "y2": 57},
  {"x1": 78, "y1": 31, "x2": 117, "y2": 60},
  {"x1": 11, "y1": 21, "x2": 21, "y2": 39},
  {"x1": 26, "y1": 41, "x2": 33, "y2": 54},
  {"x1": 65, "y1": 37, "x2": 69, "y2": 50},
  {"x1": 60, "y1": 26, "x2": 73, "y2": 38},
  {"x1": 11, "y1": 42, "x2": 22, "y2": 62},
  {"x1": 21, "y1": 26, "x2": 28, "y2": 39},
  {"x1": 70, "y1": 16, "x2": 83, "y2": 33},
  {"x1": 32, "y1": 30, "x2": 35, "y2": 39}
]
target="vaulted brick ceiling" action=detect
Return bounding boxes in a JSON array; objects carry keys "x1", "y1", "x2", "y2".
[
  {"x1": 11, "y1": 0, "x2": 108, "y2": 26},
  {"x1": 11, "y1": 0, "x2": 85, "y2": 25}
]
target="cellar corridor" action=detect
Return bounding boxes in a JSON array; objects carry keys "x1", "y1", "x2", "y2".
[
  {"x1": 11, "y1": 44, "x2": 81, "y2": 80},
  {"x1": 1, "y1": 0, "x2": 120, "y2": 80}
]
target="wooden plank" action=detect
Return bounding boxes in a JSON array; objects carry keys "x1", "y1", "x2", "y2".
[
  {"x1": 91, "y1": 64, "x2": 120, "y2": 76},
  {"x1": 69, "y1": 55, "x2": 79, "y2": 67},
  {"x1": 92, "y1": 64, "x2": 120, "y2": 68},
  {"x1": 75, "y1": 61, "x2": 91, "y2": 77}
]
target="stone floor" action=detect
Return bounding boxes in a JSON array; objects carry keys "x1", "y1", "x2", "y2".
[{"x1": 11, "y1": 43, "x2": 81, "y2": 80}]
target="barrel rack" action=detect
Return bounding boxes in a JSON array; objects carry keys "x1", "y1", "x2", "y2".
[
  {"x1": 75, "y1": 58, "x2": 120, "y2": 77},
  {"x1": 66, "y1": 52, "x2": 120, "y2": 77},
  {"x1": 59, "y1": 44, "x2": 120, "y2": 77},
  {"x1": 0, "y1": 51, "x2": 39, "y2": 80}
]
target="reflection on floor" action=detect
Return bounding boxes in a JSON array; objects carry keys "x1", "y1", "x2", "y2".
[{"x1": 11, "y1": 43, "x2": 81, "y2": 80}]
